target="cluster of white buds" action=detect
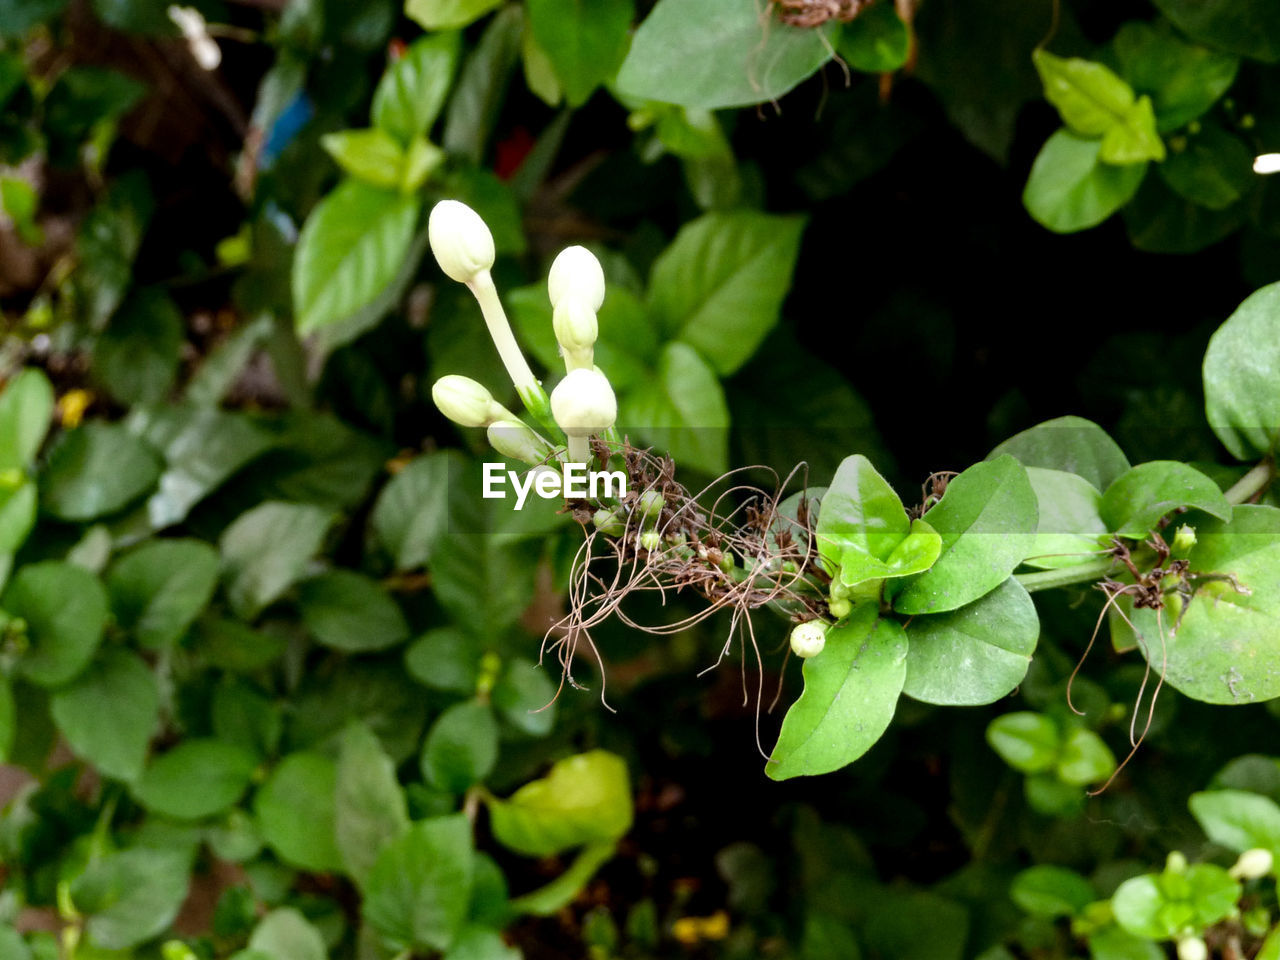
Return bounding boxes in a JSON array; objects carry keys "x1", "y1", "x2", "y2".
[{"x1": 427, "y1": 199, "x2": 618, "y2": 469}]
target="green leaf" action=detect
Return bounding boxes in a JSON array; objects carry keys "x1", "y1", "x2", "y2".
[
  {"x1": 1010, "y1": 865, "x2": 1095, "y2": 917},
  {"x1": 648, "y1": 211, "x2": 806, "y2": 375},
  {"x1": 991, "y1": 415, "x2": 1130, "y2": 492},
  {"x1": 492, "y1": 658, "x2": 557, "y2": 736},
  {"x1": 986, "y1": 712, "x2": 1061, "y2": 774},
  {"x1": 1112, "y1": 20, "x2": 1239, "y2": 132},
  {"x1": 220, "y1": 502, "x2": 334, "y2": 620},
  {"x1": 1150, "y1": 0, "x2": 1280, "y2": 63},
  {"x1": 297, "y1": 570, "x2": 409, "y2": 652},
  {"x1": 212, "y1": 680, "x2": 281, "y2": 759},
  {"x1": 107, "y1": 538, "x2": 220, "y2": 649},
  {"x1": 1099, "y1": 460, "x2": 1231, "y2": 537},
  {"x1": 40, "y1": 422, "x2": 162, "y2": 521},
  {"x1": 527, "y1": 0, "x2": 632, "y2": 106},
  {"x1": 430, "y1": 534, "x2": 540, "y2": 642},
  {"x1": 767, "y1": 608, "x2": 906, "y2": 780},
  {"x1": 616, "y1": 0, "x2": 837, "y2": 109},
  {"x1": 372, "y1": 32, "x2": 460, "y2": 144},
  {"x1": 248, "y1": 908, "x2": 327, "y2": 960},
  {"x1": 1023, "y1": 467, "x2": 1110, "y2": 570},
  {"x1": 421, "y1": 700, "x2": 499, "y2": 794},
  {"x1": 1112, "y1": 864, "x2": 1239, "y2": 940},
  {"x1": 133, "y1": 739, "x2": 258, "y2": 820},
  {"x1": 320, "y1": 129, "x2": 407, "y2": 190},
  {"x1": 1056, "y1": 727, "x2": 1115, "y2": 785},
  {"x1": 1190, "y1": 789, "x2": 1280, "y2": 856},
  {"x1": 292, "y1": 180, "x2": 421, "y2": 334},
  {"x1": 443, "y1": 925, "x2": 523, "y2": 959},
  {"x1": 255, "y1": 752, "x2": 343, "y2": 873},
  {"x1": 893, "y1": 456, "x2": 1038, "y2": 615},
  {"x1": 336, "y1": 723, "x2": 410, "y2": 888},
  {"x1": 1023, "y1": 130, "x2": 1147, "y2": 233},
  {"x1": 1204, "y1": 281, "x2": 1280, "y2": 460},
  {"x1": 508, "y1": 841, "x2": 616, "y2": 917},
  {"x1": 1158, "y1": 124, "x2": 1253, "y2": 211},
  {"x1": 50, "y1": 650, "x2": 157, "y2": 782},
  {"x1": 0, "y1": 927, "x2": 29, "y2": 960},
  {"x1": 1123, "y1": 506, "x2": 1280, "y2": 703},
  {"x1": 1260, "y1": 926, "x2": 1280, "y2": 960},
  {"x1": 72, "y1": 847, "x2": 190, "y2": 951},
  {"x1": 73, "y1": 172, "x2": 154, "y2": 330},
  {"x1": 406, "y1": 0, "x2": 501, "y2": 30},
  {"x1": 0, "y1": 480, "x2": 36, "y2": 553},
  {"x1": 363, "y1": 814, "x2": 474, "y2": 952},
  {"x1": 1087, "y1": 927, "x2": 1165, "y2": 960},
  {"x1": 93, "y1": 288, "x2": 183, "y2": 405},
  {"x1": 838, "y1": 3, "x2": 910, "y2": 73},
  {"x1": 1123, "y1": 172, "x2": 1245, "y2": 254},
  {"x1": 6, "y1": 561, "x2": 107, "y2": 687},
  {"x1": 132, "y1": 406, "x2": 276, "y2": 528},
  {"x1": 442, "y1": 6, "x2": 523, "y2": 163},
  {"x1": 619, "y1": 341, "x2": 729, "y2": 475},
  {"x1": 287, "y1": 661, "x2": 428, "y2": 765},
  {"x1": 1033, "y1": 50, "x2": 1165, "y2": 163},
  {"x1": 371, "y1": 451, "x2": 464, "y2": 572},
  {"x1": 903, "y1": 578, "x2": 1038, "y2": 706},
  {"x1": 487, "y1": 750, "x2": 633, "y2": 856},
  {"x1": 814, "y1": 454, "x2": 910, "y2": 571},
  {"x1": 405, "y1": 627, "x2": 480, "y2": 695},
  {"x1": 0, "y1": 368, "x2": 54, "y2": 470}
]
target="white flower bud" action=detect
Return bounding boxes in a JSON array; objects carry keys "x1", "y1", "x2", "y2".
[
  {"x1": 168, "y1": 6, "x2": 221, "y2": 70},
  {"x1": 790, "y1": 621, "x2": 827, "y2": 659},
  {"x1": 553, "y1": 298, "x2": 598, "y2": 369},
  {"x1": 550, "y1": 368, "x2": 616, "y2": 438},
  {"x1": 1230, "y1": 847, "x2": 1273, "y2": 880},
  {"x1": 428, "y1": 200, "x2": 495, "y2": 284},
  {"x1": 548, "y1": 245, "x2": 605, "y2": 312},
  {"x1": 1176, "y1": 937, "x2": 1207, "y2": 960},
  {"x1": 487, "y1": 419, "x2": 552, "y2": 465},
  {"x1": 431, "y1": 375, "x2": 506, "y2": 428}
]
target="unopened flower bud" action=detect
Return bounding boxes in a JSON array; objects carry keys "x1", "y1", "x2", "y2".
[
  {"x1": 1172, "y1": 524, "x2": 1197, "y2": 556},
  {"x1": 428, "y1": 200, "x2": 495, "y2": 284},
  {"x1": 1230, "y1": 848, "x2": 1273, "y2": 880},
  {"x1": 639, "y1": 530, "x2": 661, "y2": 552},
  {"x1": 550, "y1": 368, "x2": 616, "y2": 438},
  {"x1": 431, "y1": 375, "x2": 507, "y2": 427},
  {"x1": 548, "y1": 245, "x2": 605, "y2": 312},
  {"x1": 1176, "y1": 937, "x2": 1207, "y2": 960},
  {"x1": 553, "y1": 299, "x2": 598, "y2": 370},
  {"x1": 487, "y1": 419, "x2": 551, "y2": 465},
  {"x1": 828, "y1": 598, "x2": 852, "y2": 619},
  {"x1": 638, "y1": 490, "x2": 664, "y2": 520},
  {"x1": 790, "y1": 621, "x2": 826, "y2": 659},
  {"x1": 592, "y1": 509, "x2": 624, "y2": 536}
]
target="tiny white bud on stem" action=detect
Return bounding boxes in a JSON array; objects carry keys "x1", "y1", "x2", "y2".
[{"x1": 790, "y1": 621, "x2": 827, "y2": 659}]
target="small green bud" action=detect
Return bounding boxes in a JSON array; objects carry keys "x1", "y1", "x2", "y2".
[
  {"x1": 592, "y1": 508, "x2": 625, "y2": 536},
  {"x1": 828, "y1": 598, "x2": 852, "y2": 619},
  {"x1": 487, "y1": 419, "x2": 552, "y2": 465},
  {"x1": 639, "y1": 530, "x2": 661, "y2": 552},
  {"x1": 718, "y1": 551, "x2": 734, "y2": 573},
  {"x1": 1172, "y1": 524, "x2": 1197, "y2": 556},
  {"x1": 638, "y1": 489, "x2": 664, "y2": 520},
  {"x1": 781, "y1": 560, "x2": 798, "y2": 574},
  {"x1": 432, "y1": 375, "x2": 507, "y2": 428},
  {"x1": 1187, "y1": 119, "x2": 1202, "y2": 135},
  {"x1": 550, "y1": 368, "x2": 617, "y2": 438},
  {"x1": 789, "y1": 621, "x2": 826, "y2": 659},
  {"x1": 548, "y1": 245, "x2": 605, "y2": 312},
  {"x1": 829, "y1": 579, "x2": 851, "y2": 601},
  {"x1": 1166, "y1": 851, "x2": 1188, "y2": 874},
  {"x1": 1230, "y1": 847, "x2": 1273, "y2": 880},
  {"x1": 428, "y1": 200, "x2": 495, "y2": 284}
]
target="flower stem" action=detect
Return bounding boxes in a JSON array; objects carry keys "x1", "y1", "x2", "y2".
[
  {"x1": 468, "y1": 271, "x2": 559, "y2": 435},
  {"x1": 1225, "y1": 459, "x2": 1274, "y2": 505},
  {"x1": 566, "y1": 435, "x2": 589, "y2": 465},
  {"x1": 1015, "y1": 557, "x2": 1116, "y2": 593}
]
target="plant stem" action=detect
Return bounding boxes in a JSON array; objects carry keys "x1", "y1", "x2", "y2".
[
  {"x1": 1224, "y1": 459, "x2": 1274, "y2": 505},
  {"x1": 566, "y1": 434, "x2": 589, "y2": 464},
  {"x1": 468, "y1": 272, "x2": 560, "y2": 435},
  {"x1": 1015, "y1": 557, "x2": 1115, "y2": 593}
]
